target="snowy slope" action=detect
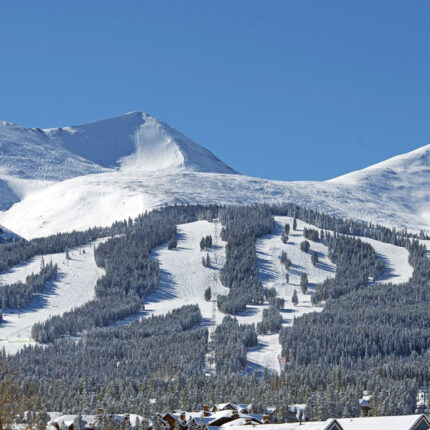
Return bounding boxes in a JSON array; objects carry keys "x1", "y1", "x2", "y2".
[
  {"x1": 145, "y1": 220, "x2": 228, "y2": 326},
  {"x1": 44, "y1": 111, "x2": 237, "y2": 174},
  {"x1": 0, "y1": 121, "x2": 106, "y2": 181},
  {"x1": 0, "y1": 238, "x2": 106, "y2": 354},
  {"x1": 329, "y1": 144, "x2": 430, "y2": 230},
  {"x1": 248, "y1": 216, "x2": 414, "y2": 373},
  {"x1": 2, "y1": 167, "x2": 427, "y2": 239},
  {"x1": 1, "y1": 112, "x2": 430, "y2": 238},
  {"x1": 248, "y1": 217, "x2": 335, "y2": 373}
]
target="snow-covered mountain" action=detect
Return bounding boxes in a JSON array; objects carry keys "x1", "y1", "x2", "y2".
[{"x1": 0, "y1": 112, "x2": 429, "y2": 238}]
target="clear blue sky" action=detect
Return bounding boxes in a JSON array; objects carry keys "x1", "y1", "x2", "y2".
[{"x1": 1, "y1": 1, "x2": 429, "y2": 181}]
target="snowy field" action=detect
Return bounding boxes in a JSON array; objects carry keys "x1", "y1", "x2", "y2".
[{"x1": 0, "y1": 238, "x2": 106, "y2": 354}]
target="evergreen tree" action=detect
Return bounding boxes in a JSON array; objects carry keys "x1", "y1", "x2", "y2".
[
  {"x1": 300, "y1": 240, "x2": 310, "y2": 253},
  {"x1": 293, "y1": 217, "x2": 297, "y2": 231},
  {"x1": 204, "y1": 287, "x2": 212, "y2": 302},
  {"x1": 311, "y1": 251, "x2": 319, "y2": 266},
  {"x1": 168, "y1": 234, "x2": 177, "y2": 249},
  {"x1": 292, "y1": 289, "x2": 298, "y2": 306},
  {"x1": 300, "y1": 273, "x2": 308, "y2": 294}
]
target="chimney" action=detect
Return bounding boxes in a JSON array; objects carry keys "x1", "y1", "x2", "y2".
[
  {"x1": 203, "y1": 405, "x2": 209, "y2": 412},
  {"x1": 359, "y1": 391, "x2": 372, "y2": 417},
  {"x1": 180, "y1": 413, "x2": 186, "y2": 421},
  {"x1": 98, "y1": 409, "x2": 104, "y2": 414}
]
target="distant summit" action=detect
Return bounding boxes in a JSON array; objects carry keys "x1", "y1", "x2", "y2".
[{"x1": 43, "y1": 111, "x2": 237, "y2": 174}]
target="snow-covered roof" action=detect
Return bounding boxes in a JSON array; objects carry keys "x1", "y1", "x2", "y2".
[
  {"x1": 224, "y1": 420, "x2": 340, "y2": 430},
  {"x1": 161, "y1": 409, "x2": 261, "y2": 428},
  {"x1": 47, "y1": 413, "x2": 144, "y2": 429},
  {"x1": 213, "y1": 403, "x2": 252, "y2": 412},
  {"x1": 338, "y1": 414, "x2": 430, "y2": 430}
]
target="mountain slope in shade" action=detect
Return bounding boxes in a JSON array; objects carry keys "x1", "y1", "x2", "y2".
[{"x1": 0, "y1": 121, "x2": 106, "y2": 181}]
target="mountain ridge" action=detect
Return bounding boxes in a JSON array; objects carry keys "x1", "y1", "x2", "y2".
[{"x1": 0, "y1": 112, "x2": 429, "y2": 238}]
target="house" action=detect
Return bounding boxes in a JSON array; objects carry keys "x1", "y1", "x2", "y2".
[
  {"x1": 285, "y1": 404, "x2": 306, "y2": 423},
  {"x1": 338, "y1": 414, "x2": 430, "y2": 430},
  {"x1": 158, "y1": 409, "x2": 263, "y2": 430},
  {"x1": 211, "y1": 404, "x2": 253, "y2": 414}
]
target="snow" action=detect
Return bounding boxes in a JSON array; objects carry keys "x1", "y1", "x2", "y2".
[
  {"x1": 247, "y1": 217, "x2": 335, "y2": 374},
  {"x1": 144, "y1": 220, "x2": 228, "y2": 328},
  {"x1": 358, "y1": 237, "x2": 413, "y2": 284},
  {"x1": 1, "y1": 113, "x2": 430, "y2": 238},
  {"x1": 0, "y1": 121, "x2": 106, "y2": 182},
  {"x1": 246, "y1": 216, "x2": 413, "y2": 374},
  {"x1": 0, "y1": 238, "x2": 106, "y2": 354},
  {"x1": 337, "y1": 414, "x2": 429, "y2": 430},
  {"x1": 133, "y1": 216, "x2": 413, "y2": 374},
  {"x1": 225, "y1": 420, "x2": 339, "y2": 430}
]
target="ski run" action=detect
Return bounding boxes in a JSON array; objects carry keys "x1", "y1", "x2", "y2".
[
  {"x1": 0, "y1": 217, "x2": 414, "y2": 370},
  {"x1": 0, "y1": 238, "x2": 106, "y2": 354}
]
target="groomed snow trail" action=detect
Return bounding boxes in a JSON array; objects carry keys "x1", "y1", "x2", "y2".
[
  {"x1": 0, "y1": 238, "x2": 106, "y2": 354},
  {"x1": 144, "y1": 217, "x2": 413, "y2": 375},
  {"x1": 249, "y1": 216, "x2": 414, "y2": 374},
  {"x1": 146, "y1": 220, "x2": 228, "y2": 327},
  {"x1": 358, "y1": 237, "x2": 413, "y2": 284},
  {"x1": 248, "y1": 216, "x2": 335, "y2": 374}
]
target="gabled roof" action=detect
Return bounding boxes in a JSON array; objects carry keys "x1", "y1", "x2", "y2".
[
  {"x1": 338, "y1": 414, "x2": 430, "y2": 430},
  {"x1": 212, "y1": 403, "x2": 252, "y2": 412}
]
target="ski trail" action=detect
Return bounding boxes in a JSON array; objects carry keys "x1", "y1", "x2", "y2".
[{"x1": 0, "y1": 238, "x2": 107, "y2": 354}]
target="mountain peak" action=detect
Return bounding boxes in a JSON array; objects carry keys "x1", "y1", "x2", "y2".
[{"x1": 43, "y1": 112, "x2": 237, "y2": 174}]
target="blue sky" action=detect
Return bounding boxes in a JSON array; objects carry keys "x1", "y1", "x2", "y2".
[{"x1": 1, "y1": 1, "x2": 429, "y2": 180}]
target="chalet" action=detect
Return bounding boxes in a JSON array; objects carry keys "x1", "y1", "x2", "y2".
[{"x1": 158, "y1": 409, "x2": 263, "y2": 430}]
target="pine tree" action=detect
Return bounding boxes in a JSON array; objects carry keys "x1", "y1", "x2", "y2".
[
  {"x1": 311, "y1": 251, "x2": 319, "y2": 266},
  {"x1": 293, "y1": 217, "x2": 297, "y2": 231},
  {"x1": 300, "y1": 240, "x2": 310, "y2": 253},
  {"x1": 204, "y1": 287, "x2": 212, "y2": 302},
  {"x1": 300, "y1": 273, "x2": 308, "y2": 294},
  {"x1": 292, "y1": 290, "x2": 298, "y2": 306}
]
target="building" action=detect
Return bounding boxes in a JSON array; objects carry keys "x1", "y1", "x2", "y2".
[
  {"x1": 221, "y1": 414, "x2": 430, "y2": 430},
  {"x1": 338, "y1": 414, "x2": 430, "y2": 430}
]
